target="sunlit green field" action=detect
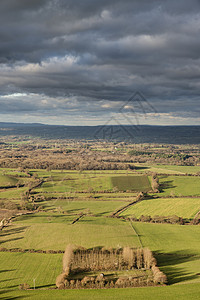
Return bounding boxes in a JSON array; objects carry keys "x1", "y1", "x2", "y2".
[
  {"x1": 1, "y1": 221, "x2": 200, "y2": 299},
  {"x1": 0, "y1": 187, "x2": 28, "y2": 199},
  {"x1": 132, "y1": 222, "x2": 200, "y2": 285},
  {"x1": 1, "y1": 284, "x2": 200, "y2": 300},
  {"x1": 121, "y1": 197, "x2": 200, "y2": 218},
  {"x1": 44, "y1": 200, "x2": 127, "y2": 215},
  {"x1": 132, "y1": 222, "x2": 200, "y2": 254},
  {"x1": 1, "y1": 216, "x2": 140, "y2": 250},
  {"x1": 134, "y1": 164, "x2": 200, "y2": 174},
  {"x1": 158, "y1": 175, "x2": 200, "y2": 196},
  {"x1": 0, "y1": 252, "x2": 62, "y2": 289}
]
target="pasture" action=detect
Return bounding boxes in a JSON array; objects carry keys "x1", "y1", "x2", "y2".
[
  {"x1": 159, "y1": 175, "x2": 200, "y2": 196},
  {"x1": 111, "y1": 175, "x2": 151, "y2": 192},
  {"x1": 0, "y1": 252, "x2": 62, "y2": 289},
  {"x1": 134, "y1": 164, "x2": 200, "y2": 175},
  {"x1": 0, "y1": 175, "x2": 18, "y2": 187},
  {"x1": 1, "y1": 284, "x2": 200, "y2": 300},
  {"x1": 121, "y1": 197, "x2": 200, "y2": 219},
  {"x1": 1, "y1": 215, "x2": 141, "y2": 250},
  {"x1": 131, "y1": 222, "x2": 200, "y2": 285}
]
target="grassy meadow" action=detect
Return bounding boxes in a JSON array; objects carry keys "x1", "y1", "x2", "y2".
[
  {"x1": 134, "y1": 164, "x2": 200, "y2": 175},
  {"x1": 158, "y1": 175, "x2": 200, "y2": 196},
  {"x1": 111, "y1": 175, "x2": 151, "y2": 192},
  {"x1": 0, "y1": 252, "x2": 62, "y2": 289},
  {"x1": 121, "y1": 197, "x2": 200, "y2": 218},
  {"x1": 1, "y1": 215, "x2": 141, "y2": 250},
  {"x1": 1, "y1": 284, "x2": 200, "y2": 300}
]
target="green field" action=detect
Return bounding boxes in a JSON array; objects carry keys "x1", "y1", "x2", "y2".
[
  {"x1": 159, "y1": 176, "x2": 200, "y2": 196},
  {"x1": 44, "y1": 200, "x2": 127, "y2": 216},
  {"x1": 121, "y1": 197, "x2": 200, "y2": 218},
  {"x1": 2, "y1": 217, "x2": 200, "y2": 284},
  {"x1": 111, "y1": 175, "x2": 151, "y2": 192},
  {"x1": 1, "y1": 221, "x2": 200, "y2": 299},
  {"x1": 131, "y1": 222, "x2": 200, "y2": 285},
  {"x1": 37, "y1": 176, "x2": 112, "y2": 193},
  {"x1": 0, "y1": 187, "x2": 28, "y2": 200},
  {"x1": 134, "y1": 164, "x2": 200, "y2": 175},
  {"x1": 0, "y1": 252, "x2": 62, "y2": 289},
  {"x1": 1, "y1": 284, "x2": 200, "y2": 300},
  {"x1": 1, "y1": 215, "x2": 140, "y2": 250},
  {"x1": 132, "y1": 222, "x2": 200, "y2": 254},
  {"x1": 0, "y1": 175, "x2": 18, "y2": 187}
]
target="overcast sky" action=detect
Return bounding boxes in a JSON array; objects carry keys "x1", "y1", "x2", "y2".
[{"x1": 0, "y1": 0, "x2": 200, "y2": 125}]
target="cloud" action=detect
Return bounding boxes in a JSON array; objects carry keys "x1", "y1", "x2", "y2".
[{"x1": 0, "y1": 0, "x2": 199, "y2": 125}]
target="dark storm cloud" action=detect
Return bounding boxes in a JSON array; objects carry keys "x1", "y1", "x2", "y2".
[{"x1": 0, "y1": 0, "x2": 200, "y2": 124}]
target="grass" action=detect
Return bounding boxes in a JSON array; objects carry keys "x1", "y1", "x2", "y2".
[
  {"x1": 0, "y1": 216, "x2": 140, "y2": 250},
  {"x1": 159, "y1": 175, "x2": 200, "y2": 196},
  {"x1": 111, "y1": 175, "x2": 151, "y2": 192},
  {"x1": 134, "y1": 164, "x2": 200, "y2": 174},
  {"x1": 0, "y1": 187, "x2": 28, "y2": 199},
  {"x1": 34, "y1": 192, "x2": 137, "y2": 202},
  {"x1": 45, "y1": 200, "x2": 127, "y2": 216},
  {"x1": 0, "y1": 175, "x2": 18, "y2": 187},
  {"x1": 35, "y1": 170, "x2": 150, "y2": 193},
  {"x1": 121, "y1": 197, "x2": 200, "y2": 218},
  {"x1": 132, "y1": 222, "x2": 200, "y2": 253},
  {"x1": 131, "y1": 222, "x2": 200, "y2": 285},
  {"x1": 0, "y1": 252, "x2": 150, "y2": 290},
  {"x1": 1, "y1": 283, "x2": 200, "y2": 300},
  {"x1": 36, "y1": 176, "x2": 113, "y2": 193},
  {"x1": 0, "y1": 252, "x2": 62, "y2": 290}
]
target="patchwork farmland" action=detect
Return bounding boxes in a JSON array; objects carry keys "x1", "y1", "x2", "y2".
[{"x1": 0, "y1": 141, "x2": 200, "y2": 299}]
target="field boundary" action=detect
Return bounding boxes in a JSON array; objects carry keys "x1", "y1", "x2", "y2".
[
  {"x1": 129, "y1": 221, "x2": 143, "y2": 248},
  {"x1": 109, "y1": 199, "x2": 142, "y2": 217}
]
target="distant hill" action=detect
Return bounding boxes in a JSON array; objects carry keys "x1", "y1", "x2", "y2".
[
  {"x1": 0, "y1": 122, "x2": 199, "y2": 144},
  {"x1": 0, "y1": 122, "x2": 44, "y2": 127}
]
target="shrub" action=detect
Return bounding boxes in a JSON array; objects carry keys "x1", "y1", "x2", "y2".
[
  {"x1": 56, "y1": 273, "x2": 66, "y2": 289},
  {"x1": 19, "y1": 283, "x2": 30, "y2": 290}
]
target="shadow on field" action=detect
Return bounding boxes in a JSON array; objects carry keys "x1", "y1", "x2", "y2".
[
  {"x1": 0, "y1": 226, "x2": 28, "y2": 237},
  {"x1": 0, "y1": 270, "x2": 16, "y2": 274},
  {"x1": 154, "y1": 250, "x2": 200, "y2": 284},
  {"x1": 14, "y1": 215, "x2": 35, "y2": 221},
  {"x1": 0, "y1": 226, "x2": 27, "y2": 245},
  {"x1": 0, "y1": 237, "x2": 24, "y2": 245},
  {"x1": 159, "y1": 180, "x2": 176, "y2": 191},
  {"x1": 66, "y1": 208, "x2": 84, "y2": 214},
  {"x1": 0, "y1": 278, "x2": 19, "y2": 284},
  {"x1": 0, "y1": 269, "x2": 17, "y2": 284},
  {"x1": 95, "y1": 211, "x2": 110, "y2": 216},
  {"x1": 36, "y1": 283, "x2": 53, "y2": 289},
  {"x1": 134, "y1": 166, "x2": 149, "y2": 170},
  {"x1": 0, "y1": 289, "x2": 30, "y2": 299}
]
